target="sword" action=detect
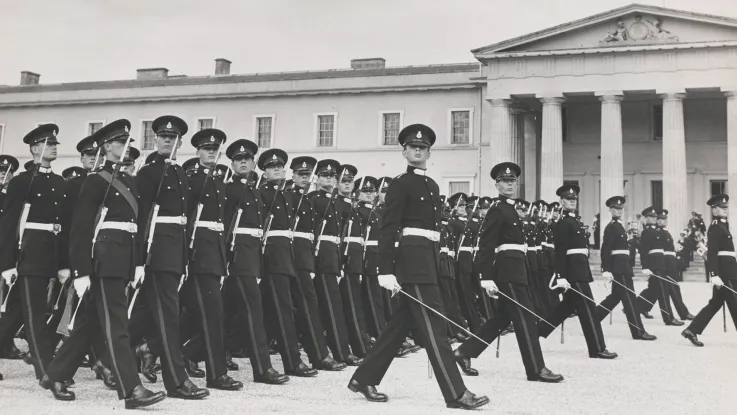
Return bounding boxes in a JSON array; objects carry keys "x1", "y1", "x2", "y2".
[
  {"x1": 720, "y1": 284, "x2": 737, "y2": 296},
  {"x1": 0, "y1": 277, "x2": 16, "y2": 313},
  {"x1": 494, "y1": 290, "x2": 562, "y2": 334},
  {"x1": 649, "y1": 272, "x2": 678, "y2": 286},
  {"x1": 609, "y1": 278, "x2": 672, "y2": 317},
  {"x1": 67, "y1": 292, "x2": 86, "y2": 332},
  {"x1": 567, "y1": 286, "x2": 643, "y2": 332}
]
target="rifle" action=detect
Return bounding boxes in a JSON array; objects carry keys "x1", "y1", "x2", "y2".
[
  {"x1": 188, "y1": 144, "x2": 224, "y2": 255},
  {"x1": 314, "y1": 168, "x2": 346, "y2": 256},
  {"x1": 261, "y1": 177, "x2": 288, "y2": 254},
  {"x1": 291, "y1": 163, "x2": 319, "y2": 233},
  {"x1": 227, "y1": 170, "x2": 263, "y2": 260},
  {"x1": 456, "y1": 198, "x2": 479, "y2": 259},
  {"x1": 362, "y1": 178, "x2": 385, "y2": 260},
  {"x1": 144, "y1": 135, "x2": 182, "y2": 266},
  {"x1": 92, "y1": 135, "x2": 133, "y2": 255}
]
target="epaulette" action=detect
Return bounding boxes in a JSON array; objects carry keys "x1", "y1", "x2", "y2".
[{"x1": 393, "y1": 172, "x2": 407, "y2": 180}]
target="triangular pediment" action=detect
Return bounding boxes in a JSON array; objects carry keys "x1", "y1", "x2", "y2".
[{"x1": 473, "y1": 3, "x2": 737, "y2": 57}]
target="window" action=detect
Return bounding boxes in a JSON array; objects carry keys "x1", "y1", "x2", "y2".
[
  {"x1": 711, "y1": 180, "x2": 727, "y2": 196},
  {"x1": 651, "y1": 180, "x2": 663, "y2": 209},
  {"x1": 197, "y1": 118, "x2": 215, "y2": 131},
  {"x1": 450, "y1": 110, "x2": 471, "y2": 144},
  {"x1": 653, "y1": 104, "x2": 663, "y2": 140},
  {"x1": 449, "y1": 181, "x2": 470, "y2": 195},
  {"x1": 316, "y1": 113, "x2": 337, "y2": 147},
  {"x1": 141, "y1": 121, "x2": 155, "y2": 151},
  {"x1": 380, "y1": 112, "x2": 402, "y2": 145},
  {"x1": 88, "y1": 122, "x2": 103, "y2": 136},
  {"x1": 254, "y1": 116, "x2": 274, "y2": 148}
]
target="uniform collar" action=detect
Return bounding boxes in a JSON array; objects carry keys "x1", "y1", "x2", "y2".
[
  {"x1": 343, "y1": 197, "x2": 352, "y2": 203},
  {"x1": 360, "y1": 202, "x2": 373, "y2": 209},
  {"x1": 407, "y1": 166, "x2": 426, "y2": 176},
  {"x1": 38, "y1": 166, "x2": 52, "y2": 174}
]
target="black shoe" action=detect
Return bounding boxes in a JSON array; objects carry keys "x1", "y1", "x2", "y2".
[
  {"x1": 0, "y1": 343, "x2": 24, "y2": 359},
  {"x1": 40, "y1": 376, "x2": 75, "y2": 401},
  {"x1": 152, "y1": 363, "x2": 161, "y2": 373},
  {"x1": 406, "y1": 343, "x2": 421, "y2": 353},
  {"x1": 446, "y1": 390, "x2": 490, "y2": 410},
  {"x1": 225, "y1": 351, "x2": 239, "y2": 371},
  {"x1": 666, "y1": 319, "x2": 685, "y2": 327},
  {"x1": 0, "y1": 371, "x2": 3, "y2": 380},
  {"x1": 641, "y1": 312, "x2": 654, "y2": 319},
  {"x1": 345, "y1": 354, "x2": 363, "y2": 366},
  {"x1": 184, "y1": 358, "x2": 205, "y2": 378},
  {"x1": 92, "y1": 360, "x2": 117, "y2": 390},
  {"x1": 590, "y1": 349, "x2": 618, "y2": 359},
  {"x1": 286, "y1": 361, "x2": 318, "y2": 377},
  {"x1": 684, "y1": 313, "x2": 695, "y2": 320},
  {"x1": 125, "y1": 385, "x2": 166, "y2": 409},
  {"x1": 527, "y1": 367, "x2": 564, "y2": 383},
  {"x1": 635, "y1": 332, "x2": 657, "y2": 341},
  {"x1": 682, "y1": 329, "x2": 704, "y2": 347},
  {"x1": 453, "y1": 350, "x2": 478, "y2": 376},
  {"x1": 79, "y1": 355, "x2": 92, "y2": 368},
  {"x1": 254, "y1": 368, "x2": 289, "y2": 385},
  {"x1": 136, "y1": 343, "x2": 157, "y2": 383},
  {"x1": 206, "y1": 374, "x2": 243, "y2": 390},
  {"x1": 167, "y1": 379, "x2": 210, "y2": 400},
  {"x1": 314, "y1": 356, "x2": 346, "y2": 371},
  {"x1": 395, "y1": 344, "x2": 412, "y2": 358},
  {"x1": 22, "y1": 351, "x2": 34, "y2": 366},
  {"x1": 63, "y1": 379, "x2": 75, "y2": 388},
  {"x1": 347, "y1": 378, "x2": 388, "y2": 402}
]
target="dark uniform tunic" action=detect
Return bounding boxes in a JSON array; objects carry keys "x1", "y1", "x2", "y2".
[
  {"x1": 687, "y1": 218, "x2": 737, "y2": 334},
  {"x1": 457, "y1": 196, "x2": 547, "y2": 379},
  {"x1": 449, "y1": 216, "x2": 482, "y2": 332},
  {"x1": 47, "y1": 160, "x2": 141, "y2": 399},
  {"x1": 636, "y1": 224, "x2": 676, "y2": 322},
  {"x1": 437, "y1": 219, "x2": 464, "y2": 339},
  {"x1": 661, "y1": 226, "x2": 692, "y2": 320},
  {"x1": 351, "y1": 166, "x2": 467, "y2": 403},
  {"x1": 357, "y1": 201, "x2": 387, "y2": 338},
  {"x1": 0, "y1": 165, "x2": 68, "y2": 380}
]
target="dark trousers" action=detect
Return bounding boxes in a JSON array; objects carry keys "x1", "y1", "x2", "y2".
[
  {"x1": 292, "y1": 270, "x2": 329, "y2": 365},
  {"x1": 438, "y1": 276, "x2": 464, "y2": 337},
  {"x1": 458, "y1": 282, "x2": 546, "y2": 378},
  {"x1": 539, "y1": 281, "x2": 607, "y2": 355},
  {"x1": 362, "y1": 274, "x2": 387, "y2": 338},
  {"x1": 0, "y1": 282, "x2": 23, "y2": 350},
  {"x1": 181, "y1": 273, "x2": 227, "y2": 381},
  {"x1": 15, "y1": 276, "x2": 55, "y2": 379},
  {"x1": 351, "y1": 283, "x2": 466, "y2": 403},
  {"x1": 128, "y1": 271, "x2": 188, "y2": 391},
  {"x1": 456, "y1": 269, "x2": 482, "y2": 332},
  {"x1": 224, "y1": 276, "x2": 272, "y2": 376},
  {"x1": 382, "y1": 287, "x2": 399, "y2": 321},
  {"x1": 314, "y1": 273, "x2": 351, "y2": 362},
  {"x1": 339, "y1": 273, "x2": 370, "y2": 357},
  {"x1": 595, "y1": 273, "x2": 646, "y2": 338},
  {"x1": 636, "y1": 274, "x2": 675, "y2": 323},
  {"x1": 47, "y1": 277, "x2": 141, "y2": 400},
  {"x1": 261, "y1": 273, "x2": 301, "y2": 372},
  {"x1": 687, "y1": 280, "x2": 737, "y2": 335},
  {"x1": 669, "y1": 284, "x2": 691, "y2": 320}
]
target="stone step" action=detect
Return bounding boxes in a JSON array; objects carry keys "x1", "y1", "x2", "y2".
[{"x1": 584, "y1": 249, "x2": 706, "y2": 282}]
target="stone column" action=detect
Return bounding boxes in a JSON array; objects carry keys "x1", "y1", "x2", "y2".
[
  {"x1": 509, "y1": 108, "x2": 525, "y2": 196},
  {"x1": 598, "y1": 93, "x2": 624, "y2": 227},
  {"x1": 726, "y1": 91, "x2": 737, "y2": 232},
  {"x1": 660, "y1": 92, "x2": 688, "y2": 237},
  {"x1": 523, "y1": 111, "x2": 538, "y2": 201},
  {"x1": 539, "y1": 97, "x2": 565, "y2": 201},
  {"x1": 488, "y1": 99, "x2": 514, "y2": 197}
]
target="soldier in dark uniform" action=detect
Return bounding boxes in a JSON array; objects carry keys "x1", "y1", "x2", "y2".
[
  {"x1": 437, "y1": 194, "x2": 467, "y2": 343},
  {"x1": 453, "y1": 163, "x2": 561, "y2": 382},
  {"x1": 128, "y1": 115, "x2": 210, "y2": 398},
  {"x1": 449, "y1": 193, "x2": 482, "y2": 333},
  {"x1": 595, "y1": 196, "x2": 656, "y2": 341},
  {"x1": 0, "y1": 155, "x2": 22, "y2": 365},
  {"x1": 259, "y1": 148, "x2": 318, "y2": 377},
  {"x1": 122, "y1": 147, "x2": 141, "y2": 176},
  {"x1": 538, "y1": 185, "x2": 618, "y2": 359},
  {"x1": 42, "y1": 120, "x2": 165, "y2": 408},
  {"x1": 541, "y1": 201, "x2": 561, "y2": 314},
  {"x1": 311, "y1": 159, "x2": 361, "y2": 366},
  {"x1": 0, "y1": 125, "x2": 69, "y2": 384},
  {"x1": 682, "y1": 194, "x2": 737, "y2": 347},
  {"x1": 657, "y1": 209, "x2": 694, "y2": 320},
  {"x1": 348, "y1": 124, "x2": 488, "y2": 410},
  {"x1": 286, "y1": 156, "x2": 345, "y2": 371}
]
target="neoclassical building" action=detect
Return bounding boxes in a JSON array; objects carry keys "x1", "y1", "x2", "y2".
[{"x1": 0, "y1": 3, "x2": 736, "y2": 234}]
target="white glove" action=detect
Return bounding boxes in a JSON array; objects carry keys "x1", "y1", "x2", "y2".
[
  {"x1": 310, "y1": 272, "x2": 316, "y2": 280},
  {"x1": 337, "y1": 271, "x2": 344, "y2": 284},
  {"x1": 74, "y1": 276, "x2": 91, "y2": 296},
  {"x1": 1, "y1": 268, "x2": 17, "y2": 285},
  {"x1": 57, "y1": 269, "x2": 71, "y2": 284},
  {"x1": 602, "y1": 271, "x2": 613, "y2": 282},
  {"x1": 130, "y1": 266, "x2": 145, "y2": 288},
  {"x1": 378, "y1": 274, "x2": 401, "y2": 292},
  {"x1": 711, "y1": 276, "x2": 724, "y2": 287},
  {"x1": 359, "y1": 275, "x2": 362, "y2": 283},
  {"x1": 555, "y1": 278, "x2": 571, "y2": 291},
  {"x1": 480, "y1": 280, "x2": 498, "y2": 296},
  {"x1": 220, "y1": 276, "x2": 225, "y2": 289},
  {"x1": 642, "y1": 269, "x2": 652, "y2": 276},
  {"x1": 257, "y1": 278, "x2": 262, "y2": 284}
]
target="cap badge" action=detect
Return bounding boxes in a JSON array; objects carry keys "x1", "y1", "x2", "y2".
[
  {"x1": 272, "y1": 154, "x2": 277, "y2": 160},
  {"x1": 210, "y1": 136, "x2": 215, "y2": 142},
  {"x1": 194, "y1": 163, "x2": 199, "y2": 169},
  {"x1": 327, "y1": 165, "x2": 332, "y2": 171},
  {"x1": 239, "y1": 146, "x2": 244, "y2": 152},
  {"x1": 302, "y1": 162, "x2": 307, "y2": 168},
  {"x1": 166, "y1": 122, "x2": 172, "y2": 129},
  {"x1": 92, "y1": 142, "x2": 97, "y2": 148},
  {"x1": 416, "y1": 131, "x2": 422, "y2": 138},
  {"x1": 52, "y1": 129, "x2": 57, "y2": 136},
  {"x1": 505, "y1": 167, "x2": 510, "y2": 174},
  {"x1": 2, "y1": 160, "x2": 6, "y2": 165},
  {"x1": 124, "y1": 126, "x2": 129, "y2": 133}
]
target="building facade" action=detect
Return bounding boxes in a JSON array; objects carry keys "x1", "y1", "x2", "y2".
[{"x1": 1, "y1": 3, "x2": 736, "y2": 235}]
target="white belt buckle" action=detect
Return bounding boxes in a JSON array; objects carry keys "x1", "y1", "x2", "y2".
[{"x1": 52, "y1": 224, "x2": 61, "y2": 234}]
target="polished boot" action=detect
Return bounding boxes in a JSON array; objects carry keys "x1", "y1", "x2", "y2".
[
  {"x1": 254, "y1": 368, "x2": 289, "y2": 385},
  {"x1": 22, "y1": 351, "x2": 34, "y2": 366},
  {"x1": 347, "y1": 378, "x2": 388, "y2": 402},
  {"x1": 40, "y1": 376, "x2": 75, "y2": 401},
  {"x1": 136, "y1": 343, "x2": 157, "y2": 383},
  {"x1": 683, "y1": 313, "x2": 695, "y2": 320},
  {"x1": 404, "y1": 340, "x2": 421, "y2": 353},
  {"x1": 285, "y1": 361, "x2": 318, "y2": 377},
  {"x1": 527, "y1": 367, "x2": 564, "y2": 383},
  {"x1": 225, "y1": 351, "x2": 239, "y2": 371},
  {"x1": 0, "y1": 343, "x2": 25, "y2": 359},
  {"x1": 682, "y1": 329, "x2": 704, "y2": 347},
  {"x1": 641, "y1": 312, "x2": 654, "y2": 319},
  {"x1": 634, "y1": 332, "x2": 657, "y2": 341},
  {"x1": 453, "y1": 350, "x2": 478, "y2": 376},
  {"x1": 665, "y1": 319, "x2": 685, "y2": 326},
  {"x1": 167, "y1": 379, "x2": 210, "y2": 400},
  {"x1": 395, "y1": 344, "x2": 412, "y2": 358},
  {"x1": 345, "y1": 354, "x2": 363, "y2": 366},
  {"x1": 590, "y1": 349, "x2": 618, "y2": 359},
  {"x1": 446, "y1": 390, "x2": 490, "y2": 410},
  {"x1": 0, "y1": 371, "x2": 3, "y2": 380},
  {"x1": 314, "y1": 356, "x2": 346, "y2": 371},
  {"x1": 206, "y1": 374, "x2": 243, "y2": 391},
  {"x1": 125, "y1": 385, "x2": 166, "y2": 409},
  {"x1": 92, "y1": 360, "x2": 118, "y2": 390},
  {"x1": 184, "y1": 358, "x2": 205, "y2": 378}
]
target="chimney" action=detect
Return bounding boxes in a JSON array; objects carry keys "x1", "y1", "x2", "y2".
[
  {"x1": 20, "y1": 71, "x2": 40, "y2": 86},
  {"x1": 136, "y1": 68, "x2": 169, "y2": 80},
  {"x1": 215, "y1": 58, "x2": 231, "y2": 75},
  {"x1": 350, "y1": 58, "x2": 386, "y2": 70}
]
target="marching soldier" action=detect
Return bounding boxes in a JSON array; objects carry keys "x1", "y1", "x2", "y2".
[
  {"x1": 129, "y1": 115, "x2": 210, "y2": 398},
  {"x1": 682, "y1": 194, "x2": 737, "y2": 346},
  {"x1": 0, "y1": 155, "x2": 21, "y2": 367},
  {"x1": 348, "y1": 124, "x2": 489, "y2": 410},
  {"x1": 453, "y1": 163, "x2": 562, "y2": 383},
  {"x1": 657, "y1": 209, "x2": 695, "y2": 321},
  {"x1": 538, "y1": 185, "x2": 618, "y2": 360},
  {"x1": 42, "y1": 120, "x2": 165, "y2": 408},
  {"x1": 449, "y1": 193, "x2": 482, "y2": 333},
  {"x1": 122, "y1": 147, "x2": 141, "y2": 176},
  {"x1": 595, "y1": 196, "x2": 656, "y2": 341},
  {"x1": 438, "y1": 195, "x2": 467, "y2": 343},
  {"x1": 0, "y1": 125, "x2": 69, "y2": 383}
]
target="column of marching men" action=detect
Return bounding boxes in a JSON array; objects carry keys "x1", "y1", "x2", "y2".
[{"x1": 0, "y1": 119, "x2": 735, "y2": 411}]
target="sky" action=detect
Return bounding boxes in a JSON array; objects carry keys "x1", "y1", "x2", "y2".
[{"x1": 0, "y1": 0, "x2": 735, "y2": 85}]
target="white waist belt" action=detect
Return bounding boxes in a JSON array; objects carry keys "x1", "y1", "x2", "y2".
[
  {"x1": 364, "y1": 240, "x2": 378, "y2": 246},
  {"x1": 664, "y1": 251, "x2": 676, "y2": 256},
  {"x1": 25, "y1": 222, "x2": 62, "y2": 233},
  {"x1": 344, "y1": 236, "x2": 364, "y2": 245},
  {"x1": 195, "y1": 221, "x2": 224, "y2": 232},
  {"x1": 440, "y1": 247, "x2": 449, "y2": 253},
  {"x1": 235, "y1": 228, "x2": 263, "y2": 238},
  {"x1": 458, "y1": 247, "x2": 474, "y2": 253},
  {"x1": 266, "y1": 230, "x2": 292, "y2": 239},
  {"x1": 402, "y1": 228, "x2": 440, "y2": 242},
  {"x1": 528, "y1": 246, "x2": 541, "y2": 252},
  {"x1": 495, "y1": 244, "x2": 527, "y2": 253},
  {"x1": 100, "y1": 222, "x2": 138, "y2": 233},
  {"x1": 448, "y1": 251, "x2": 455, "y2": 258},
  {"x1": 155, "y1": 215, "x2": 187, "y2": 225},
  {"x1": 473, "y1": 246, "x2": 479, "y2": 252},
  {"x1": 293, "y1": 231, "x2": 314, "y2": 241},
  {"x1": 718, "y1": 251, "x2": 736, "y2": 257},
  {"x1": 318, "y1": 235, "x2": 340, "y2": 244},
  {"x1": 648, "y1": 249, "x2": 664, "y2": 255},
  {"x1": 611, "y1": 250, "x2": 630, "y2": 255},
  {"x1": 542, "y1": 242, "x2": 554, "y2": 248},
  {"x1": 567, "y1": 248, "x2": 589, "y2": 256}
]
